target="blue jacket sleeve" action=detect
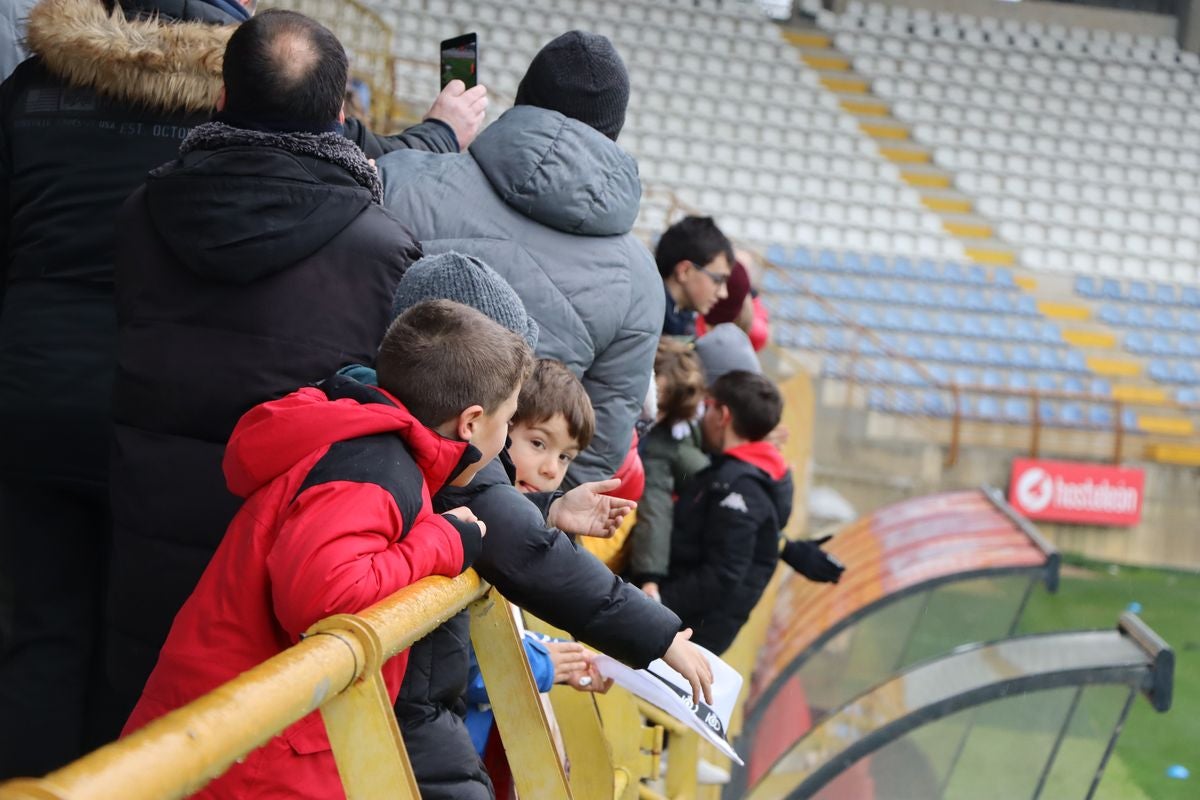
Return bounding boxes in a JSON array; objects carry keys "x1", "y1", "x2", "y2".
[{"x1": 465, "y1": 634, "x2": 557, "y2": 705}]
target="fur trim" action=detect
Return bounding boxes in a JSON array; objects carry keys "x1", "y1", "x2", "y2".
[
  {"x1": 26, "y1": 0, "x2": 231, "y2": 114},
  {"x1": 182, "y1": 122, "x2": 384, "y2": 203}
]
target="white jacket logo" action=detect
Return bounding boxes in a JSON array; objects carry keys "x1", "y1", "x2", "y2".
[{"x1": 719, "y1": 492, "x2": 748, "y2": 513}]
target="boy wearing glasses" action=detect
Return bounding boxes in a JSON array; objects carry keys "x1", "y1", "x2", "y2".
[{"x1": 655, "y1": 215, "x2": 735, "y2": 336}]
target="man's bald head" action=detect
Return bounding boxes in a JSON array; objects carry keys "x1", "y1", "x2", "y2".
[{"x1": 221, "y1": 9, "x2": 348, "y2": 132}]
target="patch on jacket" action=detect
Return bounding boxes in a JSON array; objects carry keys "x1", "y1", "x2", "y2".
[{"x1": 719, "y1": 492, "x2": 748, "y2": 513}]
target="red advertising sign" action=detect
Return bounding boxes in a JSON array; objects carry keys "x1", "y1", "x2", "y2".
[{"x1": 1009, "y1": 459, "x2": 1144, "y2": 527}]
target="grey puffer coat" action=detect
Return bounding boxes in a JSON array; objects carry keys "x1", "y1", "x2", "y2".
[{"x1": 378, "y1": 106, "x2": 663, "y2": 488}]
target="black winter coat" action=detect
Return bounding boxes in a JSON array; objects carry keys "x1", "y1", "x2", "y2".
[
  {"x1": 659, "y1": 443, "x2": 794, "y2": 654},
  {"x1": 399, "y1": 453, "x2": 683, "y2": 800},
  {"x1": 104, "y1": 125, "x2": 431, "y2": 713}
]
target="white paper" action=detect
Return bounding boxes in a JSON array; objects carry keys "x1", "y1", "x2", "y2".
[{"x1": 593, "y1": 645, "x2": 744, "y2": 765}]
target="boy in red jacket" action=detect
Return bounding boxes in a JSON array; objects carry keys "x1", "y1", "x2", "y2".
[{"x1": 122, "y1": 300, "x2": 532, "y2": 799}]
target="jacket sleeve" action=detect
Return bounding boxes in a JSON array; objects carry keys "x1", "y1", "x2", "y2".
[
  {"x1": 447, "y1": 473, "x2": 681, "y2": 668},
  {"x1": 267, "y1": 481, "x2": 476, "y2": 640},
  {"x1": 343, "y1": 117, "x2": 459, "y2": 160},
  {"x1": 565, "y1": 323, "x2": 658, "y2": 490},
  {"x1": 659, "y1": 476, "x2": 770, "y2": 624},
  {"x1": 0, "y1": 68, "x2": 14, "y2": 314},
  {"x1": 628, "y1": 444, "x2": 677, "y2": 583}
]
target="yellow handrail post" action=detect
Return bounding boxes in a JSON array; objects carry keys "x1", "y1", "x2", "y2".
[
  {"x1": 306, "y1": 615, "x2": 420, "y2": 799},
  {"x1": 595, "y1": 690, "x2": 664, "y2": 794},
  {"x1": 470, "y1": 591, "x2": 573, "y2": 800},
  {"x1": 663, "y1": 729, "x2": 699, "y2": 799}
]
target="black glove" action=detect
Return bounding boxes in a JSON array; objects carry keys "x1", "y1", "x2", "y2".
[{"x1": 780, "y1": 535, "x2": 845, "y2": 584}]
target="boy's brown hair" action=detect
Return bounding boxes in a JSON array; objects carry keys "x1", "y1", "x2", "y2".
[
  {"x1": 513, "y1": 359, "x2": 595, "y2": 451},
  {"x1": 377, "y1": 300, "x2": 534, "y2": 427},
  {"x1": 655, "y1": 338, "x2": 705, "y2": 425}
]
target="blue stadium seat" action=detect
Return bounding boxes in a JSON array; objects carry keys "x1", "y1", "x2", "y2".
[
  {"x1": 1008, "y1": 371, "x2": 1031, "y2": 390},
  {"x1": 892, "y1": 256, "x2": 917, "y2": 279},
  {"x1": 865, "y1": 254, "x2": 889, "y2": 275},
  {"x1": 1100, "y1": 278, "x2": 1123, "y2": 300},
  {"x1": 1062, "y1": 375, "x2": 1085, "y2": 394},
  {"x1": 867, "y1": 387, "x2": 887, "y2": 409},
  {"x1": 966, "y1": 265, "x2": 988, "y2": 285},
  {"x1": 1037, "y1": 400, "x2": 1058, "y2": 425},
  {"x1": 794, "y1": 247, "x2": 813, "y2": 268},
  {"x1": 993, "y1": 268, "x2": 1015, "y2": 288},
  {"x1": 954, "y1": 366, "x2": 977, "y2": 386},
  {"x1": 1173, "y1": 361, "x2": 1199, "y2": 384},
  {"x1": 927, "y1": 363, "x2": 951, "y2": 384},
  {"x1": 1180, "y1": 312, "x2": 1200, "y2": 333},
  {"x1": 916, "y1": 258, "x2": 940, "y2": 280},
  {"x1": 1088, "y1": 405, "x2": 1114, "y2": 428},
  {"x1": 908, "y1": 309, "x2": 933, "y2": 333},
  {"x1": 903, "y1": 337, "x2": 927, "y2": 359},
  {"x1": 1098, "y1": 304, "x2": 1126, "y2": 325},
  {"x1": 808, "y1": 273, "x2": 833, "y2": 296},
  {"x1": 1121, "y1": 408, "x2": 1139, "y2": 431},
  {"x1": 1060, "y1": 403, "x2": 1085, "y2": 427},
  {"x1": 822, "y1": 354, "x2": 843, "y2": 377},
  {"x1": 981, "y1": 369, "x2": 1004, "y2": 389},
  {"x1": 825, "y1": 329, "x2": 848, "y2": 351},
  {"x1": 1033, "y1": 372, "x2": 1058, "y2": 393},
  {"x1": 1075, "y1": 275, "x2": 1098, "y2": 298},
  {"x1": 1016, "y1": 295, "x2": 1038, "y2": 316},
  {"x1": 1010, "y1": 346, "x2": 1035, "y2": 369},
  {"x1": 1037, "y1": 322, "x2": 1061, "y2": 345},
  {"x1": 895, "y1": 363, "x2": 923, "y2": 387},
  {"x1": 766, "y1": 244, "x2": 789, "y2": 265},
  {"x1": 1149, "y1": 308, "x2": 1177, "y2": 330},
  {"x1": 985, "y1": 316, "x2": 1009, "y2": 339},
  {"x1": 1124, "y1": 306, "x2": 1151, "y2": 328},
  {"x1": 884, "y1": 280, "x2": 913, "y2": 305},
  {"x1": 1147, "y1": 360, "x2": 1172, "y2": 382},
  {"x1": 1063, "y1": 351, "x2": 1088, "y2": 373},
  {"x1": 942, "y1": 261, "x2": 966, "y2": 283},
  {"x1": 1154, "y1": 284, "x2": 1177, "y2": 305},
  {"x1": 843, "y1": 252, "x2": 865, "y2": 273},
  {"x1": 920, "y1": 391, "x2": 951, "y2": 416},
  {"x1": 910, "y1": 283, "x2": 938, "y2": 308},
  {"x1": 1088, "y1": 378, "x2": 1112, "y2": 396},
  {"x1": 1124, "y1": 331, "x2": 1149, "y2": 354},
  {"x1": 963, "y1": 288, "x2": 987, "y2": 313},
  {"x1": 1149, "y1": 333, "x2": 1174, "y2": 355},
  {"x1": 936, "y1": 286, "x2": 961, "y2": 308},
  {"x1": 880, "y1": 308, "x2": 906, "y2": 331},
  {"x1": 1003, "y1": 398, "x2": 1030, "y2": 423},
  {"x1": 934, "y1": 315, "x2": 959, "y2": 336},
  {"x1": 984, "y1": 343, "x2": 1008, "y2": 366},
  {"x1": 893, "y1": 391, "x2": 919, "y2": 414},
  {"x1": 858, "y1": 337, "x2": 884, "y2": 357},
  {"x1": 987, "y1": 291, "x2": 1015, "y2": 314},
  {"x1": 1178, "y1": 387, "x2": 1199, "y2": 405},
  {"x1": 852, "y1": 361, "x2": 877, "y2": 382},
  {"x1": 1128, "y1": 282, "x2": 1151, "y2": 303},
  {"x1": 1036, "y1": 347, "x2": 1061, "y2": 370},
  {"x1": 930, "y1": 338, "x2": 956, "y2": 361},
  {"x1": 1180, "y1": 338, "x2": 1200, "y2": 358},
  {"x1": 805, "y1": 300, "x2": 833, "y2": 324},
  {"x1": 860, "y1": 281, "x2": 887, "y2": 303},
  {"x1": 854, "y1": 305, "x2": 879, "y2": 327},
  {"x1": 976, "y1": 395, "x2": 1001, "y2": 419},
  {"x1": 818, "y1": 249, "x2": 840, "y2": 271},
  {"x1": 1182, "y1": 286, "x2": 1200, "y2": 308},
  {"x1": 763, "y1": 271, "x2": 793, "y2": 295},
  {"x1": 960, "y1": 315, "x2": 985, "y2": 339}
]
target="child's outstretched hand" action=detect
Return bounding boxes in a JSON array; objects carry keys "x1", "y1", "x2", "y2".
[
  {"x1": 547, "y1": 479, "x2": 635, "y2": 538},
  {"x1": 662, "y1": 628, "x2": 714, "y2": 707}
]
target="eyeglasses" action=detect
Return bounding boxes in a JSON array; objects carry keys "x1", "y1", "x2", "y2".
[{"x1": 689, "y1": 261, "x2": 730, "y2": 287}]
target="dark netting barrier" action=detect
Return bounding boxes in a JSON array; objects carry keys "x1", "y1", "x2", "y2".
[
  {"x1": 733, "y1": 488, "x2": 1059, "y2": 792},
  {"x1": 734, "y1": 614, "x2": 1172, "y2": 800}
]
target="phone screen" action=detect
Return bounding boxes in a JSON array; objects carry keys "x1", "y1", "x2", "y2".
[{"x1": 440, "y1": 33, "x2": 478, "y2": 89}]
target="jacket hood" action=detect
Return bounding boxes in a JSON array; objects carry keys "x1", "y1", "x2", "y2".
[
  {"x1": 26, "y1": 0, "x2": 231, "y2": 115},
  {"x1": 144, "y1": 139, "x2": 374, "y2": 283},
  {"x1": 726, "y1": 441, "x2": 789, "y2": 481},
  {"x1": 222, "y1": 375, "x2": 477, "y2": 499},
  {"x1": 469, "y1": 106, "x2": 642, "y2": 236}
]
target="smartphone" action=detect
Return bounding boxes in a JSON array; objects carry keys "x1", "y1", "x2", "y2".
[{"x1": 440, "y1": 33, "x2": 478, "y2": 90}]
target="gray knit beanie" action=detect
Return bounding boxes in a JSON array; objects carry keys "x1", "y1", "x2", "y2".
[
  {"x1": 391, "y1": 252, "x2": 539, "y2": 349},
  {"x1": 514, "y1": 30, "x2": 630, "y2": 141},
  {"x1": 694, "y1": 324, "x2": 761, "y2": 386}
]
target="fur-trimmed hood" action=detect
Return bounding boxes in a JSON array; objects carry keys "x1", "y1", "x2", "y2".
[{"x1": 25, "y1": 0, "x2": 233, "y2": 114}]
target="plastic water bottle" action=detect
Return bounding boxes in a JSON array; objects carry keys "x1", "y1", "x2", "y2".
[{"x1": 1166, "y1": 765, "x2": 1189, "y2": 780}]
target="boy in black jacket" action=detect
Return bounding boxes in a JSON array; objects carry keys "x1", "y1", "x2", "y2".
[{"x1": 659, "y1": 370, "x2": 796, "y2": 654}]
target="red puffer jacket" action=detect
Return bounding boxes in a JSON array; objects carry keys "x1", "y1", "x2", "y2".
[{"x1": 122, "y1": 375, "x2": 482, "y2": 799}]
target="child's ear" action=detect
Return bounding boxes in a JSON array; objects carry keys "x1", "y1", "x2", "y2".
[{"x1": 454, "y1": 405, "x2": 485, "y2": 442}]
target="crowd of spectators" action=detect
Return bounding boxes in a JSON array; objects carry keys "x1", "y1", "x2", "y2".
[{"x1": 0, "y1": 1, "x2": 844, "y2": 795}]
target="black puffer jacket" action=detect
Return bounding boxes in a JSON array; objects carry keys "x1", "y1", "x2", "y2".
[
  {"x1": 399, "y1": 453, "x2": 683, "y2": 800},
  {"x1": 104, "y1": 122, "x2": 424, "y2": 716},
  {"x1": 659, "y1": 442, "x2": 794, "y2": 654}
]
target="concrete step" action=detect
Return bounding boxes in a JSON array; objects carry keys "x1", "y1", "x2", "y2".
[
  {"x1": 818, "y1": 70, "x2": 870, "y2": 94},
  {"x1": 962, "y1": 242, "x2": 1017, "y2": 267},
  {"x1": 837, "y1": 94, "x2": 890, "y2": 117},
  {"x1": 784, "y1": 29, "x2": 832, "y2": 49},
  {"x1": 899, "y1": 165, "x2": 953, "y2": 189},
  {"x1": 876, "y1": 140, "x2": 932, "y2": 164},
  {"x1": 1086, "y1": 356, "x2": 1143, "y2": 378},
  {"x1": 1062, "y1": 329, "x2": 1118, "y2": 349},
  {"x1": 938, "y1": 213, "x2": 994, "y2": 240},
  {"x1": 858, "y1": 119, "x2": 909, "y2": 140},
  {"x1": 919, "y1": 190, "x2": 973, "y2": 214},
  {"x1": 800, "y1": 49, "x2": 851, "y2": 71}
]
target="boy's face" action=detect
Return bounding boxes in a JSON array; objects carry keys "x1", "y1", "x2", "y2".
[
  {"x1": 449, "y1": 387, "x2": 521, "y2": 487},
  {"x1": 700, "y1": 397, "x2": 729, "y2": 453},
  {"x1": 507, "y1": 414, "x2": 581, "y2": 493}
]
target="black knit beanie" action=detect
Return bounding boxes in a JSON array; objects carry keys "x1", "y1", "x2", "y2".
[{"x1": 514, "y1": 31, "x2": 630, "y2": 141}]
